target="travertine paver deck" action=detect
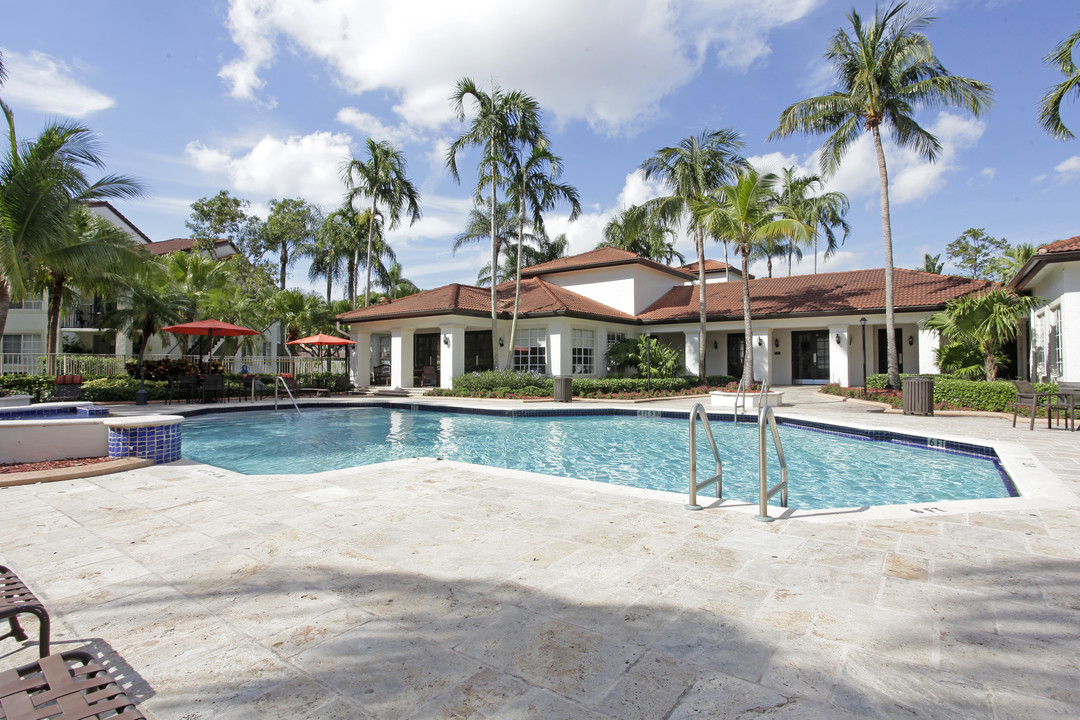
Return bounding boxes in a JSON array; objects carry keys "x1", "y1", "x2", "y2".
[{"x1": 1, "y1": 388, "x2": 1079, "y2": 718}]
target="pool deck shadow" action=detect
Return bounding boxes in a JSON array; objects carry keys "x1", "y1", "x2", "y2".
[{"x1": 2, "y1": 387, "x2": 1079, "y2": 718}]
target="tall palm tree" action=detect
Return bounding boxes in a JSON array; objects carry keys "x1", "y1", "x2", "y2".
[
  {"x1": 599, "y1": 205, "x2": 685, "y2": 264},
  {"x1": 446, "y1": 77, "x2": 545, "y2": 361},
  {"x1": 382, "y1": 262, "x2": 420, "y2": 300},
  {"x1": 640, "y1": 128, "x2": 745, "y2": 380},
  {"x1": 99, "y1": 262, "x2": 190, "y2": 363},
  {"x1": 342, "y1": 139, "x2": 421, "y2": 307},
  {"x1": 301, "y1": 211, "x2": 352, "y2": 302},
  {"x1": 453, "y1": 200, "x2": 524, "y2": 276},
  {"x1": 775, "y1": 167, "x2": 849, "y2": 274},
  {"x1": 770, "y1": 2, "x2": 992, "y2": 388},
  {"x1": 501, "y1": 145, "x2": 581, "y2": 370},
  {"x1": 0, "y1": 101, "x2": 144, "y2": 338},
  {"x1": 1039, "y1": 26, "x2": 1080, "y2": 140},
  {"x1": 32, "y1": 206, "x2": 149, "y2": 357},
  {"x1": 694, "y1": 168, "x2": 811, "y2": 387}
]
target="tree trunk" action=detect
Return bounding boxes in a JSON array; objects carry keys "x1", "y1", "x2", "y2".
[
  {"x1": 872, "y1": 125, "x2": 900, "y2": 389},
  {"x1": 279, "y1": 243, "x2": 287, "y2": 291},
  {"x1": 813, "y1": 232, "x2": 818, "y2": 274},
  {"x1": 506, "y1": 189, "x2": 526, "y2": 371},
  {"x1": 723, "y1": 241, "x2": 730, "y2": 282},
  {"x1": 741, "y1": 246, "x2": 754, "y2": 387},
  {"x1": 490, "y1": 154, "x2": 500, "y2": 367},
  {"x1": 47, "y1": 277, "x2": 65, "y2": 373},
  {"x1": 696, "y1": 227, "x2": 707, "y2": 382},
  {"x1": 364, "y1": 198, "x2": 377, "y2": 307},
  {"x1": 0, "y1": 279, "x2": 10, "y2": 341},
  {"x1": 326, "y1": 274, "x2": 333, "y2": 304},
  {"x1": 347, "y1": 251, "x2": 357, "y2": 307}
]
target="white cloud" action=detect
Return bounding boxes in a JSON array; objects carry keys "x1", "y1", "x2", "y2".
[
  {"x1": 336, "y1": 108, "x2": 420, "y2": 145},
  {"x1": 1048, "y1": 155, "x2": 1080, "y2": 183},
  {"x1": 1, "y1": 49, "x2": 114, "y2": 117},
  {"x1": 218, "y1": 0, "x2": 823, "y2": 133},
  {"x1": 615, "y1": 170, "x2": 666, "y2": 208},
  {"x1": 981, "y1": 167, "x2": 996, "y2": 179},
  {"x1": 185, "y1": 131, "x2": 353, "y2": 207}
]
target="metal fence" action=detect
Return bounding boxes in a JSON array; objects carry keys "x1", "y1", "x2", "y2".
[{"x1": 0, "y1": 353, "x2": 348, "y2": 377}]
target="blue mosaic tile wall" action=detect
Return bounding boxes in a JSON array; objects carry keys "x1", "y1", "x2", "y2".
[
  {"x1": 0, "y1": 404, "x2": 109, "y2": 421},
  {"x1": 108, "y1": 422, "x2": 182, "y2": 464}
]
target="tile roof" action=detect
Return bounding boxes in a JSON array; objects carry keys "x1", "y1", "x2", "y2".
[
  {"x1": 638, "y1": 268, "x2": 994, "y2": 322},
  {"x1": 145, "y1": 238, "x2": 235, "y2": 255},
  {"x1": 1036, "y1": 236, "x2": 1080, "y2": 254},
  {"x1": 680, "y1": 259, "x2": 737, "y2": 272},
  {"x1": 521, "y1": 247, "x2": 695, "y2": 280},
  {"x1": 337, "y1": 277, "x2": 637, "y2": 324}
]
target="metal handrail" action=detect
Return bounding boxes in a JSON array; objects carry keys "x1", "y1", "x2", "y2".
[
  {"x1": 754, "y1": 405, "x2": 788, "y2": 522},
  {"x1": 687, "y1": 403, "x2": 723, "y2": 510},
  {"x1": 732, "y1": 379, "x2": 746, "y2": 422},
  {"x1": 273, "y1": 375, "x2": 302, "y2": 416},
  {"x1": 758, "y1": 380, "x2": 770, "y2": 407}
]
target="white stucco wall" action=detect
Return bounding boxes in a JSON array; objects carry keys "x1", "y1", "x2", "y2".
[
  {"x1": 1025, "y1": 262, "x2": 1080, "y2": 381},
  {"x1": 539, "y1": 265, "x2": 685, "y2": 316}
]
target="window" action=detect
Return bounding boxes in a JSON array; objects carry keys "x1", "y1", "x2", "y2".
[
  {"x1": 2, "y1": 334, "x2": 42, "y2": 355},
  {"x1": 605, "y1": 331, "x2": 625, "y2": 372},
  {"x1": 572, "y1": 329, "x2": 594, "y2": 375},
  {"x1": 9, "y1": 297, "x2": 43, "y2": 310},
  {"x1": 512, "y1": 328, "x2": 546, "y2": 374},
  {"x1": 1051, "y1": 305, "x2": 1064, "y2": 378}
]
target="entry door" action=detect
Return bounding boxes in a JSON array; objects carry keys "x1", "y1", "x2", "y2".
[
  {"x1": 877, "y1": 329, "x2": 904, "y2": 375},
  {"x1": 791, "y1": 330, "x2": 829, "y2": 384},
  {"x1": 464, "y1": 331, "x2": 493, "y2": 373},
  {"x1": 727, "y1": 333, "x2": 745, "y2": 379}
]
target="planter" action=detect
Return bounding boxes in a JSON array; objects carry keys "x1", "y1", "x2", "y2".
[
  {"x1": 709, "y1": 390, "x2": 784, "y2": 409},
  {"x1": 0, "y1": 395, "x2": 33, "y2": 407}
]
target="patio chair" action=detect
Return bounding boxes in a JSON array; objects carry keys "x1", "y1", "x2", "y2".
[
  {"x1": 201, "y1": 374, "x2": 226, "y2": 404},
  {"x1": 420, "y1": 366, "x2": 438, "y2": 387},
  {"x1": 177, "y1": 375, "x2": 199, "y2": 404},
  {"x1": 1011, "y1": 380, "x2": 1070, "y2": 430},
  {"x1": 0, "y1": 650, "x2": 145, "y2": 720},
  {"x1": 1057, "y1": 381, "x2": 1080, "y2": 432},
  {"x1": 279, "y1": 374, "x2": 328, "y2": 398},
  {"x1": 0, "y1": 565, "x2": 50, "y2": 658},
  {"x1": 53, "y1": 375, "x2": 83, "y2": 402}
]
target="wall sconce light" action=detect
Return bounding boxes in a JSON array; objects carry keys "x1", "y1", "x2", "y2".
[
  {"x1": 442, "y1": 335, "x2": 450, "y2": 347},
  {"x1": 907, "y1": 335, "x2": 914, "y2": 346},
  {"x1": 498, "y1": 337, "x2": 504, "y2": 348},
  {"x1": 757, "y1": 337, "x2": 764, "y2": 347},
  {"x1": 835, "y1": 333, "x2": 841, "y2": 346},
  {"x1": 713, "y1": 340, "x2": 718, "y2": 350},
  {"x1": 774, "y1": 338, "x2": 780, "y2": 349}
]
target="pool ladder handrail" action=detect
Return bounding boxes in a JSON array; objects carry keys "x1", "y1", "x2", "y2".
[
  {"x1": 732, "y1": 379, "x2": 746, "y2": 421},
  {"x1": 273, "y1": 375, "x2": 302, "y2": 416},
  {"x1": 755, "y1": 405, "x2": 788, "y2": 522},
  {"x1": 687, "y1": 403, "x2": 723, "y2": 510}
]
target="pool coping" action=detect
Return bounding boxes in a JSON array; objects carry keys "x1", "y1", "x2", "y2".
[{"x1": 166, "y1": 399, "x2": 1077, "y2": 522}]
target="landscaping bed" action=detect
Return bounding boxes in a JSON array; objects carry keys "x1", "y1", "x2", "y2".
[{"x1": 1, "y1": 456, "x2": 112, "y2": 474}]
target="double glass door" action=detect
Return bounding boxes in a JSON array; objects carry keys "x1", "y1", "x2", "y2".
[{"x1": 791, "y1": 330, "x2": 829, "y2": 384}]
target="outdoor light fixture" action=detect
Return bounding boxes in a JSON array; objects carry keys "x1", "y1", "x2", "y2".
[
  {"x1": 908, "y1": 335, "x2": 914, "y2": 346},
  {"x1": 757, "y1": 337, "x2": 764, "y2": 347},
  {"x1": 713, "y1": 340, "x2": 718, "y2": 350},
  {"x1": 835, "y1": 333, "x2": 841, "y2": 346},
  {"x1": 498, "y1": 337, "x2": 504, "y2": 348},
  {"x1": 442, "y1": 335, "x2": 450, "y2": 347},
  {"x1": 860, "y1": 317, "x2": 868, "y2": 391},
  {"x1": 774, "y1": 338, "x2": 780, "y2": 349}
]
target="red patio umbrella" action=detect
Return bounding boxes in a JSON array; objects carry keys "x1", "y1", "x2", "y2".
[
  {"x1": 161, "y1": 318, "x2": 260, "y2": 367},
  {"x1": 287, "y1": 333, "x2": 356, "y2": 374}
]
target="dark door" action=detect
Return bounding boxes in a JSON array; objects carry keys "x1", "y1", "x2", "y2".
[
  {"x1": 877, "y1": 329, "x2": 904, "y2": 375},
  {"x1": 414, "y1": 334, "x2": 440, "y2": 385},
  {"x1": 792, "y1": 330, "x2": 829, "y2": 384},
  {"x1": 464, "y1": 331, "x2": 493, "y2": 373},
  {"x1": 727, "y1": 333, "x2": 745, "y2": 379}
]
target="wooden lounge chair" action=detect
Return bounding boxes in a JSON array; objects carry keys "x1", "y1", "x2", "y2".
[
  {"x1": 0, "y1": 650, "x2": 145, "y2": 720},
  {"x1": 0, "y1": 566, "x2": 50, "y2": 658},
  {"x1": 279, "y1": 374, "x2": 328, "y2": 398},
  {"x1": 1011, "y1": 380, "x2": 1070, "y2": 430}
]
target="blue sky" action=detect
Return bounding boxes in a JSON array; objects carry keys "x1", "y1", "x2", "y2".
[{"x1": 3, "y1": 0, "x2": 1078, "y2": 298}]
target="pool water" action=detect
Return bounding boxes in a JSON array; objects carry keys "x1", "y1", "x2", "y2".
[{"x1": 181, "y1": 407, "x2": 1013, "y2": 511}]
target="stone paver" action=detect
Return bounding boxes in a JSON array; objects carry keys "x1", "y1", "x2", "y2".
[{"x1": 1, "y1": 388, "x2": 1079, "y2": 718}]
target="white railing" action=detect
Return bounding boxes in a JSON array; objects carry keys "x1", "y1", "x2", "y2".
[{"x1": 0, "y1": 353, "x2": 348, "y2": 377}]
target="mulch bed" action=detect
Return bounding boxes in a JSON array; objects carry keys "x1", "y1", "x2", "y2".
[{"x1": 0, "y1": 456, "x2": 112, "y2": 475}]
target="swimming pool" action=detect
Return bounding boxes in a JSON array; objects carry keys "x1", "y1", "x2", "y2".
[{"x1": 181, "y1": 406, "x2": 1014, "y2": 510}]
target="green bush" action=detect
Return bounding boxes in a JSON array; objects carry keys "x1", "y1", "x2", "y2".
[
  {"x1": 80, "y1": 377, "x2": 171, "y2": 402},
  {"x1": 126, "y1": 358, "x2": 201, "y2": 380},
  {"x1": 0, "y1": 374, "x2": 55, "y2": 402},
  {"x1": 296, "y1": 372, "x2": 346, "y2": 389},
  {"x1": 453, "y1": 370, "x2": 554, "y2": 392},
  {"x1": 829, "y1": 375, "x2": 1060, "y2": 413}
]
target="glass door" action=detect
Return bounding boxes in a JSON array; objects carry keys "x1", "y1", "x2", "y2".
[{"x1": 791, "y1": 330, "x2": 829, "y2": 384}]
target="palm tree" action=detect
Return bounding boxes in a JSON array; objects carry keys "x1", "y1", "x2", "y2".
[
  {"x1": 994, "y1": 243, "x2": 1037, "y2": 283},
  {"x1": 500, "y1": 145, "x2": 581, "y2": 369},
  {"x1": 453, "y1": 200, "x2": 524, "y2": 279},
  {"x1": 0, "y1": 101, "x2": 144, "y2": 338},
  {"x1": 446, "y1": 77, "x2": 545, "y2": 362},
  {"x1": 301, "y1": 211, "x2": 352, "y2": 302},
  {"x1": 382, "y1": 262, "x2": 419, "y2": 299},
  {"x1": 342, "y1": 139, "x2": 421, "y2": 307},
  {"x1": 694, "y1": 168, "x2": 811, "y2": 387},
  {"x1": 99, "y1": 263, "x2": 190, "y2": 362},
  {"x1": 775, "y1": 167, "x2": 849, "y2": 274},
  {"x1": 920, "y1": 253, "x2": 944, "y2": 274},
  {"x1": 599, "y1": 205, "x2": 685, "y2": 264},
  {"x1": 640, "y1": 128, "x2": 745, "y2": 380},
  {"x1": 922, "y1": 288, "x2": 1042, "y2": 381},
  {"x1": 770, "y1": 2, "x2": 992, "y2": 387},
  {"x1": 32, "y1": 206, "x2": 149, "y2": 358},
  {"x1": 1039, "y1": 26, "x2": 1080, "y2": 140}
]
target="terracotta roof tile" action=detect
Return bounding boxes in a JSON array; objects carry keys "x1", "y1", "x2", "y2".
[
  {"x1": 521, "y1": 247, "x2": 695, "y2": 280},
  {"x1": 638, "y1": 268, "x2": 994, "y2": 322},
  {"x1": 337, "y1": 278, "x2": 636, "y2": 324},
  {"x1": 680, "y1": 259, "x2": 736, "y2": 272},
  {"x1": 1037, "y1": 236, "x2": 1080, "y2": 254}
]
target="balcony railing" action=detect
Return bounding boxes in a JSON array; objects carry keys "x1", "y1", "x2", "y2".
[{"x1": 60, "y1": 304, "x2": 107, "y2": 330}]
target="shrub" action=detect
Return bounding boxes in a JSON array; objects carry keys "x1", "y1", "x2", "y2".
[
  {"x1": 125, "y1": 358, "x2": 200, "y2": 380},
  {"x1": 453, "y1": 370, "x2": 553, "y2": 392},
  {"x1": 297, "y1": 372, "x2": 346, "y2": 389},
  {"x1": 80, "y1": 377, "x2": 171, "y2": 402},
  {"x1": 0, "y1": 374, "x2": 55, "y2": 402}
]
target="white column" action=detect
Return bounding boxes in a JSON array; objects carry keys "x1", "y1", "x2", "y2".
[
  {"x1": 114, "y1": 331, "x2": 133, "y2": 357},
  {"x1": 548, "y1": 321, "x2": 568, "y2": 376},
  {"x1": 439, "y1": 325, "x2": 465, "y2": 388},
  {"x1": 391, "y1": 329, "x2": 414, "y2": 388},
  {"x1": 683, "y1": 331, "x2": 700, "y2": 376},
  {"x1": 752, "y1": 331, "x2": 770, "y2": 384},
  {"x1": 828, "y1": 326, "x2": 849, "y2": 385},
  {"x1": 352, "y1": 331, "x2": 371, "y2": 387},
  {"x1": 917, "y1": 326, "x2": 939, "y2": 375}
]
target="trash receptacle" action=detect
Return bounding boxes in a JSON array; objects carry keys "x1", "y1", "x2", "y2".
[
  {"x1": 553, "y1": 376, "x2": 572, "y2": 403},
  {"x1": 902, "y1": 376, "x2": 934, "y2": 416}
]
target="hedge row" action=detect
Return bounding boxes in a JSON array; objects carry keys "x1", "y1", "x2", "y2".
[
  {"x1": 440, "y1": 371, "x2": 736, "y2": 398},
  {"x1": 0, "y1": 374, "x2": 56, "y2": 401},
  {"x1": 832, "y1": 374, "x2": 1060, "y2": 412}
]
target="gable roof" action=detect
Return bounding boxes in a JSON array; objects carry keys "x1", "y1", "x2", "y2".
[
  {"x1": 521, "y1": 247, "x2": 695, "y2": 281},
  {"x1": 85, "y1": 200, "x2": 153, "y2": 244},
  {"x1": 145, "y1": 238, "x2": 239, "y2": 256},
  {"x1": 638, "y1": 268, "x2": 994, "y2": 322},
  {"x1": 337, "y1": 277, "x2": 637, "y2": 325},
  {"x1": 1009, "y1": 235, "x2": 1080, "y2": 291},
  {"x1": 680, "y1": 259, "x2": 753, "y2": 279}
]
